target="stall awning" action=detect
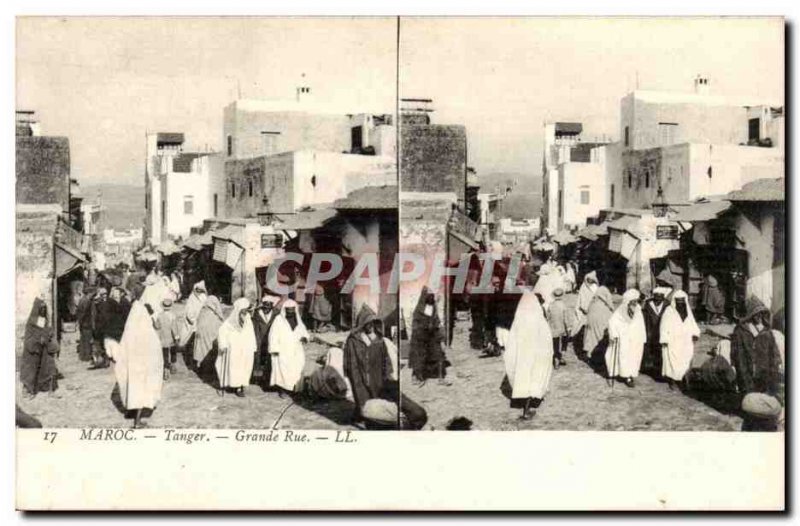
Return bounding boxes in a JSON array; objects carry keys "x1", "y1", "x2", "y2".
[
  {"x1": 156, "y1": 239, "x2": 180, "y2": 256},
  {"x1": 671, "y1": 200, "x2": 732, "y2": 222},
  {"x1": 552, "y1": 230, "x2": 577, "y2": 245},
  {"x1": 55, "y1": 242, "x2": 85, "y2": 277},
  {"x1": 212, "y1": 226, "x2": 244, "y2": 269},
  {"x1": 54, "y1": 218, "x2": 87, "y2": 277},
  {"x1": 607, "y1": 215, "x2": 639, "y2": 233},
  {"x1": 277, "y1": 208, "x2": 338, "y2": 231},
  {"x1": 182, "y1": 234, "x2": 204, "y2": 251}
]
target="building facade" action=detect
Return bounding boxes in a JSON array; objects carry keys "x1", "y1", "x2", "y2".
[
  {"x1": 615, "y1": 76, "x2": 785, "y2": 210},
  {"x1": 541, "y1": 121, "x2": 611, "y2": 234},
  {"x1": 144, "y1": 132, "x2": 225, "y2": 244},
  {"x1": 16, "y1": 111, "x2": 86, "y2": 340},
  {"x1": 221, "y1": 89, "x2": 396, "y2": 219}
]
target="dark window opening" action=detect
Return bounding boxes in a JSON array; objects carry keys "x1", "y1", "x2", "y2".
[
  {"x1": 645, "y1": 170, "x2": 650, "y2": 188},
  {"x1": 311, "y1": 175, "x2": 317, "y2": 188},
  {"x1": 231, "y1": 183, "x2": 236, "y2": 198},
  {"x1": 610, "y1": 184, "x2": 615, "y2": 207},
  {"x1": 707, "y1": 166, "x2": 713, "y2": 179},
  {"x1": 351, "y1": 126, "x2": 363, "y2": 152},
  {"x1": 748, "y1": 118, "x2": 761, "y2": 142},
  {"x1": 248, "y1": 181, "x2": 253, "y2": 197},
  {"x1": 227, "y1": 135, "x2": 233, "y2": 156},
  {"x1": 624, "y1": 126, "x2": 630, "y2": 147},
  {"x1": 627, "y1": 170, "x2": 632, "y2": 188},
  {"x1": 213, "y1": 194, "x2": 218, "y2": 216}
]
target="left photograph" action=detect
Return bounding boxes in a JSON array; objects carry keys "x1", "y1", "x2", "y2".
[{"x1": 15, "y1": 17, "x2": 401, "y2": 430}]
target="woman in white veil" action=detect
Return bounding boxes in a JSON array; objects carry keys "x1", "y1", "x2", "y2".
[
  {"x1": 216, "y1": 297, "x2": 257, "y2": 397},
  {"x1": 606, "y1": 289, "x2": 647, "y2": 388},
  {"x1": 503, "y1": 291, "x2": 554, "y2": 420},
  {"x1": 659, "y1": 290, "x2": 700, "y2": 389}
]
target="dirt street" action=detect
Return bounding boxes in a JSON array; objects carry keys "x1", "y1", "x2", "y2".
[
  {"x1": 399, "y1": 293, "x2": 744, "y2": 431},
  {"x1": 16, "y1": 301, "x2": 359, "y2": 430}
]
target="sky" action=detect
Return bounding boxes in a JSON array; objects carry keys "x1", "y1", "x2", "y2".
[
  {"x1": 16, "y1": 17, "x2": 398, "y2": 187},
  {"x1": 399, "y1": 17, "x2": 784, "y2": 180},
  {"x1": 17, "y1": 17, "x2": 784, "y2": 189}
]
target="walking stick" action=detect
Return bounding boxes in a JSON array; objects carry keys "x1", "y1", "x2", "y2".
[{"x1": 218, "y1": 346, "x2": 228, "y2": 397}]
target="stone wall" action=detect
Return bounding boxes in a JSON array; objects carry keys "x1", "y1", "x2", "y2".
[
  {"x1": 16, "y1": 211, "x2": 58, "y2": 348},
  {"x1": 16, "y1": 136, "x2": 71, "y2": 211},
  {"x1": 401, "y1": 125, "x2": 467, "y2": 203}
]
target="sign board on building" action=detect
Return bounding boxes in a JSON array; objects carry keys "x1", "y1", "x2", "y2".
[
  {"x1": 656, "y1": 225, "x2": 679, "y2": 240},
  {"x1": 261, "y1": 233, "x2": 283, "y2": 248}
]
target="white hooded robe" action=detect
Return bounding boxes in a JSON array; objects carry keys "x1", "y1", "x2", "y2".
[
  {"x1": 503, "y1": 291, "x2": 554, "y2": 399},
  {"x1": 606, "y1": 289, "x2": 646, "y2": 379},
  {"x1": 215, "y1": 298, "x2": 257, "y2": 389},
  {"x1": 659, "y1": 290, "x2": 700, "y2": 381}
]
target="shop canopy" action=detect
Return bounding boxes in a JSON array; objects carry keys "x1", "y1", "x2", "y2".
[
  {"x1": 54, "y1": 217, "x2": 87, "y2": 277},
  {"x1": 552, "y1": 230, "x2": 577, "y2": 245},
  {"x1": 181, "y1": 233, "x2": 204, "y2": 251},
  {"x1": 156, "y1": 239, "x2": 180, "y2": 256},
  {"x1": 277, "y1": 207, "x2": 338, "y2": 231},
  {"x1": 198, "y1": 230, "x2": 216, "y2": 246},
  {"x1": 727, "y1": 177, "x2": 785, "y2": 202},
  {"x1": 577, "y1": 222, "x2": 610, "y2": 241},
  {"x1": 671, "y1": 200, "x2": 732, "y2": 222},
  {"x1": 212, "y1": 225, "x2": 245, "y2": 269}
]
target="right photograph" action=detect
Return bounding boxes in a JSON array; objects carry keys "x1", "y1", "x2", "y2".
[{"x1": 397, "y1": 17, "x2": 785, "y2": 431}]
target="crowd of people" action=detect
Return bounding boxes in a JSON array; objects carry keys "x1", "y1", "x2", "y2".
[
  {"x1": 19, "y1": 264, "x2": 426, "y2": 431},
  {"x1": 406, "y1": 252, "x2": 785, "y2": 430},
  {"x1": 17, "y1": 253, "x2": 785, "y2": 432}
]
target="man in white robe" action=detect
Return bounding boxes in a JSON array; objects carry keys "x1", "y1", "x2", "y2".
[
  {"x1": 179, "y1": 281, "x2": 207, "y2": 347},
  {"x1": 105, "y1": 284, "x2": 164, "y2": 428},
  {"x1": 503, "y1": 291, "x2": 554, "y2": 420},
  {"x1": 533, "y1": 262, "x2": 565, "y2": 312},
  {"x1": 659, "y1": 290, "x2": 700, "y2": 389},
  {"x1": 268, "y1": 299, "x2": 308, "y2": 396},
  {"x1": 140, "y1": 274, "x2": 169, "y2": 315},
  {"x1": 606, "y1": 289, "x2": 647, "y2": 388},
  {"x1": 571, "y1": 270, "x2": 599, "y2": 338},
  {"x1": 215, "y1": 297, "x2": 257, "y2": 397}
]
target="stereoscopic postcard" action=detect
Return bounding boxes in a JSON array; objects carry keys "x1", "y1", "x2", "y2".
[{"x1": 14, "y1": 15, "x2": 785, "y2": 511}]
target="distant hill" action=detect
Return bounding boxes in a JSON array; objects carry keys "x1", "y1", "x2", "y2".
[
  {"x1": 477, "y1": 171, "x2": 542, "y2": 220},
  {"x1": 80, "y1": 183, "x2": 145, "y2": 231}
]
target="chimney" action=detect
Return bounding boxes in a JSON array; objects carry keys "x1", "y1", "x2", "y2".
[
  {"x1": 296, "y1": 86, "x2": 312, "y2": 104},
  {"x1": 694, "y1": 75, "x2": 710, "y2": 96}
]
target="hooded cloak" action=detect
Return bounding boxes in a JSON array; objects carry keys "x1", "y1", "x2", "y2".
[
  {"x1": 606, "y1": 289, "x2": 646, "y2": 378},
  {"x1": 659, "y1": 290, "x2": 700, "y2": 381},
  {"x1": 268, "y1": 299, "x2": 307, "y2": 391},
  {"x1": 20, "y1": 299, "x2": 59, "y2": 395},
  {"x1": 179, "y1": 281, "x2": 207, "y2": 346},
  {"x1": 107, "y1": 299, "x2": 163, "y2": 410},
  {"x1": 702, "y1": 275, "x2": 726, "y2": 315},
  {"x1": 193, "y1": 295, "x2": 225, "y2": 364},
  {"x1": 409, "y1": 287, "x2": 447, "y2": 379},
  {"x1": 342, "y1": 304, "x2": 393, "y2": 410},
  {"x1": 216, "y1": 298, "x2": 257, "y2": 389},
  {"x1": 503, "y1": 291, "x2": 553, "y2": 399},
  {"x1": 570, "y1": 271, "x2": 599, "y2": 337},
  {"x1": 583, "y1": 286, "x2": 614, "y2": 354},
  {"x1": 309, "y1": 285, "x2": 333, "y2": 323}
]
